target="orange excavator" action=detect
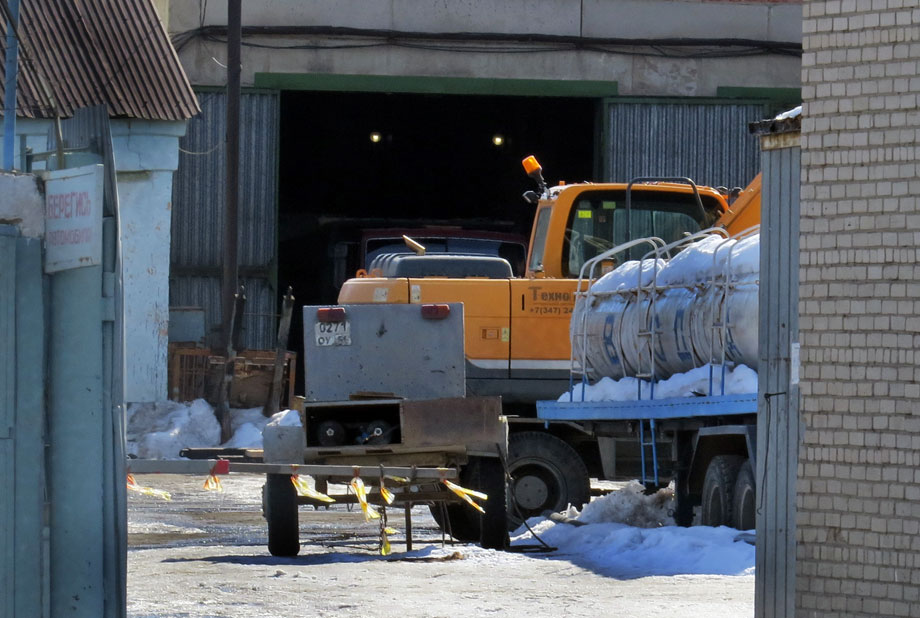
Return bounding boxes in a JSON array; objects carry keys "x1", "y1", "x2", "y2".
[{"x1": 337, "y1": 156, "x2": 761, "y2": 522}]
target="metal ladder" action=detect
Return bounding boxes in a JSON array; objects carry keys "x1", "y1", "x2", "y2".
[{"x1": 638, "y1": 418, "x2": 660, "y2": 487}]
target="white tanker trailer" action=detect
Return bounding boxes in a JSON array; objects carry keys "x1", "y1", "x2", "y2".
[
  {"x1": 538, "y1": 228, "x2": 763, "y2": 530},
  {"x1": 571, "y1": 228, "x2": 760, "y2": 384}
]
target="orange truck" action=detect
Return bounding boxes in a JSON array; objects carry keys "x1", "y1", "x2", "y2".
[{"x1": 338, "y1": 157, "x2": 761, "y2": 521}]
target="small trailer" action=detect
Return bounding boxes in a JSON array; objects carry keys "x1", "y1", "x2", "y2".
[{"x1": 131, "y1": 302, "x2": 509, "y2": 556}]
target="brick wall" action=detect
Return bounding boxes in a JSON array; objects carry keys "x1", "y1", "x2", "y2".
[{"x1": 798, "y1": 1, "x2": 920, "y2": 616}]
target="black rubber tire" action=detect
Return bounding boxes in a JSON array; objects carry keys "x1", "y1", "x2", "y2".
[
  {"x1": 264, "y1": 474, "x2": 300, "y2": 557},
  {"x1": 700, "y1": 455, "x2": 744, "y2": 527},
  {"x1": 365, "y1": 419, "x2": 394, "y2": 445},
  {"x1": 429, "y1": 457, "x2": 509, "y2": 548},
  {"x1": 507, "y1": 432, "x2": 590, "y2": 527},
  {"x1": 732, "y1": 459, "x2": 756, "y2": 531},
  {"x1": 673, "y1": 486, "x2": 695, "y2": 527},
  {"x1": 316, "y1": 420, "x2": 346, "y2": 446},
  {"x1": 470, "y1": 457, "x2": 509, "y2": 550},
  {"x1": 429, "y1": 502, "x2": 480, "y2": 542}
]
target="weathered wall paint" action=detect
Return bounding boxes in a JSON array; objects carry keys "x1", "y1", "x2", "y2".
[
  {"x1": 110, "y1": 120, "x2": 187, "y2": 403},
  {"x1": 167, "y1": 0, "x2": 802, "y2": 96}
]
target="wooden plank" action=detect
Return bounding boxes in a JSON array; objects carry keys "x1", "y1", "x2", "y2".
[{"x1": 126, "y1": 458, "x2": 460, "y2": 480}]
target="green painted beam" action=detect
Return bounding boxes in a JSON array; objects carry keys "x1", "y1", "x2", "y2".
[{"x1": 253, "y1": 72, "x2": 618, "y2": 98}]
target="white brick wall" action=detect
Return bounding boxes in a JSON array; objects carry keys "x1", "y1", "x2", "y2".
[{"x1": 799, "y1": 1, "x2": 920, "y2": 615}]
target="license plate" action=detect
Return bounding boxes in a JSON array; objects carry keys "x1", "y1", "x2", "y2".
[{"x1": 314, "y1": 320, "x2": 351, "y2": 346}]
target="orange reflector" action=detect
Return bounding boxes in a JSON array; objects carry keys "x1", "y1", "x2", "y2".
[
  {"x1": 421, "y1": 304, "x2": 450, "y2": 319},
  {"x1": 317, "y1": 306, "x2": 346, "y2": 323},
  {"x1": 522, "y1": 155, "x2": 541, "y2": 175}
]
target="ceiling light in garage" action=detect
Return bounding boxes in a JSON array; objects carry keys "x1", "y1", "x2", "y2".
[
  {"x1": 370, "y1": 132, "x2": 382, "y2": 143},
  {"x1": 492, "y1": 135, "x2": 504, "y2": 147}
]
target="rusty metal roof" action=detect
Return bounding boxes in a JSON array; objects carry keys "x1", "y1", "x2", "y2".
[{"x1": 0, "y1": 0, "x2": 199, "y2": 120}]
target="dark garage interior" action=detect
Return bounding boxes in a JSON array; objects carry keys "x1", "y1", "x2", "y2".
[{"x1": 276, "y1": 90, "x2": 596, "y2": 387}]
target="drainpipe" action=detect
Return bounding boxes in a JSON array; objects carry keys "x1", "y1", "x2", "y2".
[{"x1": 3, "y1": 0, "x2": 20, "y2": 170}]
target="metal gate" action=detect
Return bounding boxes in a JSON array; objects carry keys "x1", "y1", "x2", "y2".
[{"x1": 0, "y1": 227, "x2": 45, "y2": 617}]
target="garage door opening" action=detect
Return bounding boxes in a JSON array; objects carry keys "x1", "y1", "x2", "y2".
[
  {"x1": 277, "y1": 89, "x2": 596, "y2": 389},
  {"x1": 278, "y1": 90, "x2": 595, "y2": 301}
]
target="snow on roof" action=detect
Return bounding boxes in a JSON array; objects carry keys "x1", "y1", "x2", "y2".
[{"x1": 749, "y1": 105, "x2": 802, "y2": 136}]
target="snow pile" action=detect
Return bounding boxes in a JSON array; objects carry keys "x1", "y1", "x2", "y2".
[
  {"x1": 126, "y1": 399, "x2": 221, "y2": 459},
  {"x1": 512, "y1": 482, "x2": 754, "y2": 578},
  {"x1": 588, "y1": 258, "x2": 666, "y2": 292},
  {"x1": 266, "y1": 408, "x2": 302, "y2": 427},
  {"x1": 590, "y1": 231, "x2": 760, "y2": 290},
  {"x1": 126, "y1": 399, "x2": 291, "y2": 459},
  {"x1": 560, "y1": 363, "x2": 758, "y2": 402},
  {"x1": 512, "y1": 518, "x2": 755, "y2": 578},
  {"x1": 576, "y1": 481, "x2": 675, "y2": 528}
]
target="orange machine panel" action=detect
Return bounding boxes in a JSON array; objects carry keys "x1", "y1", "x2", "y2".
[
  {"x1": 337, "y1": 278, "x2": 411, "y2": 304},
  {"x1": 509, "y1": 278, "x2": 577, "y2": 375},
  {"x1": 717, "y1": 173, "x2": 762, "y2": 235}
]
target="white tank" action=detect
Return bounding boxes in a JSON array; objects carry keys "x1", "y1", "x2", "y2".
[{"x1": 571, "y1": 233, "x2": 759, "y2": 383}]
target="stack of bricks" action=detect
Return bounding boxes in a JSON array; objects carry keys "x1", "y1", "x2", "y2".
[{"x1": 799, "y1": 1, "x2": 920, "y2": 616}]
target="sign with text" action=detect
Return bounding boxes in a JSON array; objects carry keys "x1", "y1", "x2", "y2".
[{"x1": 44, "y1": 165, "x2": 104, "y2": 273}]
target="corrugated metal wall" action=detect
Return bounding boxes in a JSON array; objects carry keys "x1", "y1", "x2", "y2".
[
  {"x1": 170, "y1": 91, "x2": 279, "y2": 350},
  {"x1": 605, "y1": 102, "x2": 766, "y2": 189},
  {"x1": 754, "y1": 140, "x2": 800, "y2": 618}
]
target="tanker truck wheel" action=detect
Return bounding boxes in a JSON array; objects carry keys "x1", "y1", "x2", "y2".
[
  {"x1": 732, "y1": 459, "x2": 756, "y2": 531},
  {"x1": 700, "y1": 455, "x2": 744, "y2": 527},
  {"x1": 263, "y1": 474, "x2": 300, "y2": 557},
  {"x1": 507, "y1": 432, "x2": 590, "y2": 528}
]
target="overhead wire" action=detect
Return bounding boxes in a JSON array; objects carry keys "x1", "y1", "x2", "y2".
[{"x1": 171, "y1": 25, "x2": 802, "y2": 60}]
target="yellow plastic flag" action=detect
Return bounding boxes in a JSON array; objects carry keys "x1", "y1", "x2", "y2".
[
  {"x1": 126, "y1": 474, "x2": 171, "y2": 501},
  {"x1": 380, "y1": 486, "x2": 395, "y2": 505},
  {"x1": 350, "y1": 477, "x2": 380, "y2": 521},
  {"x1": 442, "y1": 479, "x2": 487, "y2": 513},
  {"x1": 384, "y1": 474, "x2": 409, "y2": 483},
  {"x1": 291, "y1": 475, "x2": 335, "y2": 503},
  {"x1": 203, "y1": 474, "x2": 223, "y2": 492},
  {"x1": 379, "y1": 528, "x2": 392, "y2": 556},
  {"x1": 379, "y1": 476, "x2": 395, "y2": 505}
]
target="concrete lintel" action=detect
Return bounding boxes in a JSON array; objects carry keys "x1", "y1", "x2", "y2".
[{"x1": 110, "y1": 119, "x2": 188, "y2": 173}]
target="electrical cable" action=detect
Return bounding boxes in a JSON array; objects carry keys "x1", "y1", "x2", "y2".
[
  {"x1": 178, "y1": 140, "x2": 222, "y2": 156},
  {"x1": 171, "y1": 25, "x2": 802, "y2": 60},
  {"x1": 496, "y1": 443, "x2": 557, "y2": 554}
]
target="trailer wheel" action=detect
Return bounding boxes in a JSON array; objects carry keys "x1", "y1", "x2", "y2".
[
  {"x1": 263, "y1": 474, "x2": 300, "y2": 557},
  {"x1": 470, "y1": 457, "x2": 509, "y2": 550},
  {"x1": 507, "y1": 432, "x2": 590, "y2": 527},
  {"x1": 429, "y1": 503, "x2": 480, "y2": 542},
  {"x1": 700, "y1": 455, "x2": 744, "y2": 527},
  {"x1": 732, "y1": 459, "x2": 756, "y2": 531},
  {"x1": 429, "y1": 457, "x2": 509, "y2": 549}
]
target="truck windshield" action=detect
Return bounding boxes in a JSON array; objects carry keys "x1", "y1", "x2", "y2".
[{"x1": 564, "y1": 190, "x2": 719, "y2": 277}]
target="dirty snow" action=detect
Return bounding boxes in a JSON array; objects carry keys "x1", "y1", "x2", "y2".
[{"x1": 126, "y1": 400, "x2": 275, "y2": 459}]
